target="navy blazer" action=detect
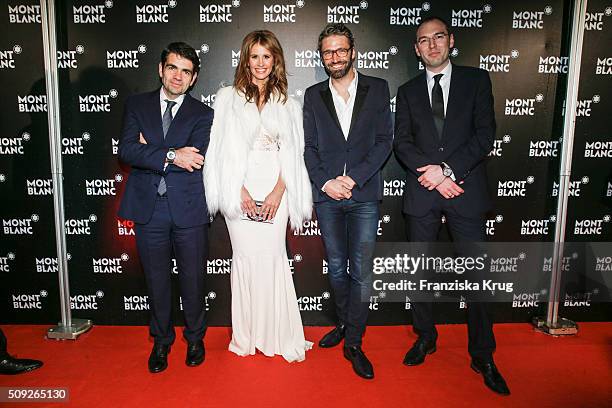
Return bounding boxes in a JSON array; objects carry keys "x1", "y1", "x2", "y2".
[
  {"x1": 303, "y1": 73, "x2": 393, "y2": 203},
  {"x1": 394, "y1": 65, "x2": 495, "y2": 217},
  {"x1": 118, "y1": 89, "x2": 214, "y2": 227}
]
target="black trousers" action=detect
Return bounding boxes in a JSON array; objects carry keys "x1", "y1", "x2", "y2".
[
  {"x1": 0, "y1": 328, "x2": 8, "y2": 358},
  {"x1": 406, "y1": 196, "x2": 496, "y2": 362}
]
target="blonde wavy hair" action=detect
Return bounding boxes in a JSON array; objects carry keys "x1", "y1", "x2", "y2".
[{"x1": 234, "y1": 30, "x2": 288, "y2": 105}]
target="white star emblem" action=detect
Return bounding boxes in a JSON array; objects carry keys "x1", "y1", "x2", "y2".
[
  {"x1": 109, "y1": 89, "x2": 118, "y2": 98},
  {"x1": 483, "y1": 4, "x2": 492, "y2": 13},
  {"x1": 168, "y1": 0, "x2": 177, "y2": 8},
  {"x1": 232, "y1": 0, "x2": 241, "y2": 7},
  {"x1": 105, "y1": 0, "x2": 113, "y2": 8},
  {"x1": 604, "y1": 215, "x2": 611, "y2": 222},
  {"x1": 207, "y1": 291, "x2": 217, "y2": 299},
  {"x1": 22, "y1": 132, "x2": 31, "y2": 141},
  {"x1": 322, "y1": 291, "x2": 331, "y2": 299},
  {"x1": 605, "y1": 7, "x2": 612, "y2": 16},
  {"x1": 360, "y1": 1, "x2": 368, "y2": 9},
  {"x1": 8, "y1": 253, "x2": 15, "y2": 260},
  {"x1": 40, "y1": 290, "x2": 48, "y2": 297},
  {"x1": 31, "y1": 214, "x2": 39, "y2": 222},
  {"x1": 495, "y1": 215, "x2": 503, "y2": 223},
  {"x1": 593, "y1": 288, "x2": 600, "y2": 294},
  {"x1": 535, "y1": 93, "x2": 544, "y2": 102},
  {"x1": 581, "y1": 176, "x2": 589, "y2": 184},
  {"x1": 296, "y1": 0, "x2": 305, "y2": 8},
  {"x1": 201, "y1": 44, "x2": 210, "y2": 54},
  {"x1": 0, "y1": 174, "x2": 5, "y2": 182},
  {"x1": 527, "y1": 176, "x2": 535, "y2": 184},
  {"x1": 389, "y1": 46, "x2": 398, "y2": 55},
  {"x1": 422, "y1": 2, "x2": 431, "y2": 12},
  {"x1": 519, "y1": 252, "x2": 526, "y2": 260},
  {"x1": 540, "y1": 289, "x2": 547, "y2": 295},
  {"x1": 89, "y1": 214, "x2": 98, "y2": 222},
  {"x1": 96, "y1": 291, "x2": 105, "y2": 298},
  {"x1": 502, "y1": 134, "x2": 511, "y2": 143},
  {"x1": 138, "y1": 44, "x2": 147, "y2": 54},
  {"x1": 295, "y1": 89, "x2": 303, "y2": 96},
  {"x1": 82, "y1": 132, "x2": 90, "y2": 141},
  {"x1": 13, "y1": 45, "x2": 22, "y2": 54},
  {"x1": 550, "y1": 215, "x2": 557, "y2": 222},
  {"x1": 451, "y1": 48, "x2": 459, "y2": 57},
  {"x1": 572, "y1": 252, "x2": 579, "y2": 259},
  {"x1": 76, "y1": 45, "x2": 85, "y2": 54},
  {"x1": 121, "y1": 253, "x2": 130, "y2": 261},
  {"x1": 592, "y1": 95, "x2": 600, "y2": 103},
  {"x1": 115, "y1": 174, "x2": 123, "y2": 182},
  {"x1": 544, "y1": 5, "x2": 553, "y2": 15},
  {"x1": 379, "y1": 291, "x2": 386, "y2": 299},
  {"x1": 382, "y1": 215, "x2": 391, "y2": 223},
  {"x1": 67, "y1": 253, "x2": 72, "y2": 260},
  {"x1": 511, "y1": 49, "x2": 519, "y2": 59},
  {"x1": 294, "y1": 254, "x2": 303, "y2": 262}
]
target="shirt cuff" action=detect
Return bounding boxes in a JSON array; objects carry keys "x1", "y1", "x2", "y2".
[{"x1": 322, "y1": 179, "x2": 333, "y2": 192}]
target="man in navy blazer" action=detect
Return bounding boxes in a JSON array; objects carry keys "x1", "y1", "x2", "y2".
[
  {"x1": 118, "y1": 42, "x2": 213, "y2": 373},
  {"x1": 304, "y1": 23, "x2": 393, "y2": 380},
  {"x1": 394, "y1": 17, "x2": 509, "y2": 395}
]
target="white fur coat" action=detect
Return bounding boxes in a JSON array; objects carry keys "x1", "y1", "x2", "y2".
[{"x1": 203, "y1": 86, "x2": 312, "y2": 231}]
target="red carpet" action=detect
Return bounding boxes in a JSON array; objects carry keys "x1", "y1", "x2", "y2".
[{"x1": 0, "y1": 323, "x2": 610, "y2": 407}]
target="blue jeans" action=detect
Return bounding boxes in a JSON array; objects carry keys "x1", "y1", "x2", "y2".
[{"x1": 315, "y1": 199, "x2": 379, "y2": 347}]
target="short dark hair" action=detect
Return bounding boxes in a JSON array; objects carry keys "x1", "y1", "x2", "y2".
[
  {"x1": 160, "y1": 42, "x2": 200, "y2": 75},
  {"x1": 318, "y1": 23, "x2": 355, "y2": 52},
  {"x1": 415, "y1": 16, "x2": 452, "y2": 41}
]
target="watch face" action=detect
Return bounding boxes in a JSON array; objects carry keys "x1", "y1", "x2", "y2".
[
  {"x1": 167, "y1": 150, "x2": 176, "y2": 160},
  {"x1": 443, "y1": 167, "x2": 452, "y2": 176}
]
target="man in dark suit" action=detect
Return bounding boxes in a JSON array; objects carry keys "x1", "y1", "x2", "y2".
[
  {"x1": 394, "y1": 17, "x2": 509, "y2": 395},
  {"x1": 304, "y1": 23, "x2": 393, "y2": 380},
  {"x1": 0, "y1": 327, "x2": 42, "y2": 374},
  {"x1": 118, "y1": 42, "x2": 213, "y2": 373}
]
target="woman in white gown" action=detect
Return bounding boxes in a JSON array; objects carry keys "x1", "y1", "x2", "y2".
[{"x1": 204, "y1": 30, "x2": 313, "y2": 362}]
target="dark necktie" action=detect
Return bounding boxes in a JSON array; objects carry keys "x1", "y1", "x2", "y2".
[
  {"x1": 432, "y1": 74, "x2": 445, "y2": 140},
  {"x1": 158, "y1": 99, "x2": 176, "y2": 196}
]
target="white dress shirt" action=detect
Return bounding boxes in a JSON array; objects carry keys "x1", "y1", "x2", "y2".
[
  {"x1": 425, "y1": 62, "x2": 452, "y2": 115},
  {"x1": 329, "y1": 69, "x2": 358, "y2": 140},
  {"x1": 159, "y1": 88, "x2": 184, "y2": 120}
]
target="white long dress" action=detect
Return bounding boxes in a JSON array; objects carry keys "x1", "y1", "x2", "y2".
[{"x1": 225, "y1": 115, "x2": 313, "y2": 362}]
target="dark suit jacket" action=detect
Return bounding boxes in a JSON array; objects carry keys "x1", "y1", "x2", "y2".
[
  {"x1": 303, "y1": 73, "x2": 393, "y2": 202},
  {"x1": 118, "y1": 89, "x2": 213, "y2": 227},
  {"x1": 394, "y1": 65, "x2": 495, "y2": 217}
]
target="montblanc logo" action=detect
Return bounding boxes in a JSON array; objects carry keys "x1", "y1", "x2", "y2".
[
  {"x1": 585, "y1": 7, "x2": 612, "y2": 31},
  {"x1": 63, "y1": 132, "x2": 91, "y2": 155},
  {"x1": 200, "y1": 93, "x2": 216, "y2": 107},
  {"x1": 86, "y1": 174, "x2": 123, "y2": 196},
  {"x1": 288, "y1": 253, "x2": 303, "y2": 273},
  {"x1": 124, "y1": 295, "x2": 149, "y2": 310},
  {"x1": 263, "y1": 1, "x2": 304, "y2": 23},
  {"x1": 490, "y1": 251, "x2": 526, "y2": 273},
  {"x1": 327, "y1": 1, "x2": 368, "y2": 24},
  {"x1": 384, "y1": 178, "x2": 404, "y2": 196},
  {"x1": 497, "y1": 176, "x2": 535, "y2": 197},
  {"x1": 595, "y1": 255, "x2": 612, "y2": 271},
  {"x1": 539, "y1": 55, "x2": 569, "y2": 74},
  {"x1": 111, "y1": 138, "x2": 119, "y2": 155},
  {"x1": 92, "y1": 253, "x2": 129, "y2": 274},
  {"x1": 297, "y1": 291, "x2": 330, "y2": 311},
  {"x1": 512, "y1": 292, "x2": 542, "y2": 308},
  {"x1": 607, "y1": 182, "x2": 612, "y2": 197},
  {"x1": 595, "y1": 57, "x2": 612, "y2": 75},
  {"x1": 358, "y1": 46, "x2": 398, "y2": 70},
  {"x1": 199, "y1": 1, "x2": 239, "y2": 23},
  {"x1": 73, "y1": 1, "x2": 113, "y2": 23},
  {"x1": 512, "y1": 6, "x2": 553, "y2": 29},
  {"x1": 35, "y1": 257, "x2": 59, "y2": 273},
  {"x1": 294, "y1": 49, "x2": 322, "y2": 68},
  {"x1": 2, "y1": 214, "x2": 38, "y2": 235},
  {"x1": 179, "y1": 291, "x2": 216, "y2": 312},
  {"x1": 529, "y1": 137, "x2": 560, "y2": 157},
  {"x1": 17, "y1": 94, "x2": 47, "y2": 112},
  {"x1": 552, "y1": 176, "x2": 589, "y2": 197},
  {"x1": 0, "y1": 252, "x2": 15, "y2": 272},
  {"x1": 574, "y1": 215, "x2": 610, "y2": 235},
  {"x1": 79, "y1": 89, "x2": 118, "y2": 112},
  {"x1": 377, "y1": 214, "x2": 391, "y2": 236},
  {"x1": 584, "y1": 140, "x2": 612, "y2": 158},
  {"x1": 521, "y1": 215, "x2": 555, "y2": 236},
  {"x1": 8, "y1": 4, "x2": 41, "y2": 23},
  {"x1": 26, "y1": 178, "x2": 52, "y2": 196},
  {"x1": 117, "y1": 219, "x2": 135, "y2": 236},
  {"x1": 389, "y1": 3, "x2": 428, "y2": 26},
  {"x1": 195, "y1": 44, "x2": 210, "y2": 60},
  {"x1": 0, "y1": 45, "x2": 22, "y2": 69},
  {"x1": 0, "y1": 132, "x2": 30, "y2": 155},
  {"x1": 136, "y1": 0, "x2": 176, "y2": 23},
  {"x1": 451, "y1": 4, "x2": 493, "y2": 28},
  {"x1": 71, "y1": 291, "x2": 104, "y2": 310},
  {"x1": 207, "y1": 258, "x2": 231, "y2": 274},
  {"x1": 231, "y1": 49, "x2": 241, "y2": 67},
  {"x1": 485, "y1": 214, "x2": 503, "y2": 236},
  {"x1": 489, "y1": 134, "x2": 511, "y2": 157},
  {"x1": 107, "y1": 45, "x2": 146, "y2": 69},
  {"x1": 479, "y1": 49, "x2": 519, "y2": 73},
  {"x1": 57, "y1": 45, "x2": 85, "y2": 69},
  {"x1": 576, "y1": 95, "x2": 600, "y2": 117},
  {"x1": 12, "y1": 290, "x2": 47, "y2": 309},
  {"x1": 65, "y1": 214, "x2": 97, "y2": 235},
  {"x1": 504, "y1": 93, "x2": 544, "y2": 116},
  {"x1": 564, "y1": 292, "x2": 594, "y2": 307},
  {"x1": 294, "y1": 219, "x2": 321, "y2": 236}
]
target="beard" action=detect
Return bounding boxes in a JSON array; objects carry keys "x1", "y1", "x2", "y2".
[{"x1": 324, "y1": 57, "x2": 354, "y2": 79}]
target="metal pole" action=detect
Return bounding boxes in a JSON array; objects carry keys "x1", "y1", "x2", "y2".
[
  {"x1": 40, "y1": 0, "x2": 92, "y2": 340},
  {"x1": 533, "y1": 0, "x2": 587, "y2": 336}
]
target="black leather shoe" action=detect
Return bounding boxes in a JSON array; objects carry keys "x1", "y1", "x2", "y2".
[
  {"x1": 148, "y1": 344, "x2": 170, "y2": 373},
  {"x1": 0, "y1": 355, "x2": 43, "y2": 375},
  {"x1": 403, "y1": 338, "x2": 436, "y2": 366},
  {"x1": 186, "y1": 340, "x2": 205, "y2": 367},
  {"x1": 318, "y1": 325, "x2": 345, "y2": 348},
  {"x1": 343, "y1": 346, "x2": 374, "y2": 379},
  {"x1": 471, "y1": 359, "x2": 510, "y2": 396}
]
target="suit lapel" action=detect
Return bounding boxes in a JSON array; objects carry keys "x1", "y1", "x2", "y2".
[
  {"x1": 320, "y1": 86, "x2": 343, "y2": 134},
  {"x1": 347, "y1": 80, "x2": 369, "y2": 138},
  {"x1": 147, "y1": 90, "x2": 165, "y2": 145},
  {"x1": 442, "y1": 68, "x2": 461, "y2": 140}
]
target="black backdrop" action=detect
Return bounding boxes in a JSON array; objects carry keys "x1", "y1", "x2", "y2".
[{"x1": 1, "y1": 0, "x2": 610, "y2": 326}]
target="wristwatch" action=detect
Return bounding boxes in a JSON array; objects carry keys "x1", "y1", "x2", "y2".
[
  {"x1": 166, "y1": 148, "x2": 176, "y2": 164},
  {"x1": 441, "y1": 162, "x2": 453, "y2": 177}
]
